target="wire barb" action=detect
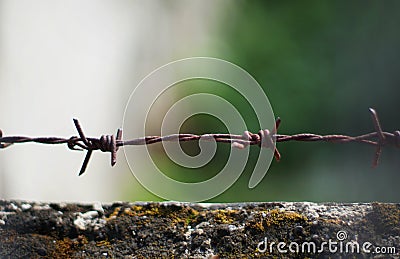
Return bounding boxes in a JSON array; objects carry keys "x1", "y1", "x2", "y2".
[
  {"x1": 369, "y1": 108, "x2": 385, "y2": 167},
  {"x1": 0, "y1": 108, "x2": 398, "y2": 175},
  {"x1": 68, "y1": 119, "x2": 123, "y2": 175}
]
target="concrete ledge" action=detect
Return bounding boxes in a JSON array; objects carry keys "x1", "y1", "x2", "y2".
[{"x1": 0, "y1": 200, "x2": 399, "y2": 258}]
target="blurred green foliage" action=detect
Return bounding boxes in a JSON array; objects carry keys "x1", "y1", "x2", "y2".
[{"x1": 126, "y1": 1, "x2": 400, "y2": 202}]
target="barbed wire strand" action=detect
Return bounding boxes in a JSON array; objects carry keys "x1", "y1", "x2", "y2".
[{"x1": 1, "y1": 108, "x2": 399, "y2": 176}]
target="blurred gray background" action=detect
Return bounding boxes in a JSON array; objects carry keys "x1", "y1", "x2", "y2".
[{"x1": 1, "y1": 0, "x2": 399, "y2": 202}]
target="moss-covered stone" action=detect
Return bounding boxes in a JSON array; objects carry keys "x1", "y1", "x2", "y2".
[{"x1": 0, "y1": 200, "x2": 399, "y2": 258}]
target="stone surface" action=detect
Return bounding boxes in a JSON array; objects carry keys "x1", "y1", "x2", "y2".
[{"x1": 0, "y1": 200, "x2": 399, "y2": 258}]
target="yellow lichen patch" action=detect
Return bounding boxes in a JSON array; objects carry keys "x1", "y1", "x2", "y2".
[
  {"x1": 122, "y1": 205, "x2": 200, "y2": 227},
  {"x1": 263, "y1": 209, "x2": 307, "y2": 227},
  {"x1": 184, "y1": 209, "x2": 199, "y2": 225},
  {"x1": 123, "y1": 206, "x2": 160, "y2": 217},
  {"x1": 321, "y1": 218, "x2": 343, "y2": 225},
  {"x1": 76, "y1": 235, "x2": 88, "y2": 245},
  {"x1": 212, "y1": 209, "x2": 237, "y2": 224},
  {"x1": 96, "y1": 239, "x2": 111, "y2": 248},
  {"x1": 52, "y1": 237, "x2": 74, "y2": 258},
  {"x1": 159, "y1": 206, "x2": 199, "y2": 226},
  {"x1": 132, "y1": 205, "x2": 143, "y2": 212},
  {"x1": 251, "y1": 218, "x2": 265, "y2": 232},
  {"x1": 106, "y1": 207, "x2": 121, "y2": 221},
  {"x1": 246, "y1": 209, "x2": 307, "y2": 234}
]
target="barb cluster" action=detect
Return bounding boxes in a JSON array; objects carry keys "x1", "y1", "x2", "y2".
[{"x1": 1, "y1": 108, "x2": 399, "y2": 175}]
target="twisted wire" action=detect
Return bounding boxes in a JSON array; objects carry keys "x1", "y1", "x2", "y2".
[{"x1": 1, "y1": 108, "x2": 399, "y2": 175}]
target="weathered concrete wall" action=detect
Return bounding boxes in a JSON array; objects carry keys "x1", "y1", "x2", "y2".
[{"x1": 0, "y1": 200, "x2": 399, "y2": 258}]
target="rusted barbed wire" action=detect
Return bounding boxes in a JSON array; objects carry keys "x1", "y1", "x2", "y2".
[{"x1": 1, "y1": 108, "x2": 399, "y2": 176}]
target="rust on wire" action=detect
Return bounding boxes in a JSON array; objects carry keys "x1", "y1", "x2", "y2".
[{"x1": 0, "y1": 108, "x2": 399, "y2": 175}]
